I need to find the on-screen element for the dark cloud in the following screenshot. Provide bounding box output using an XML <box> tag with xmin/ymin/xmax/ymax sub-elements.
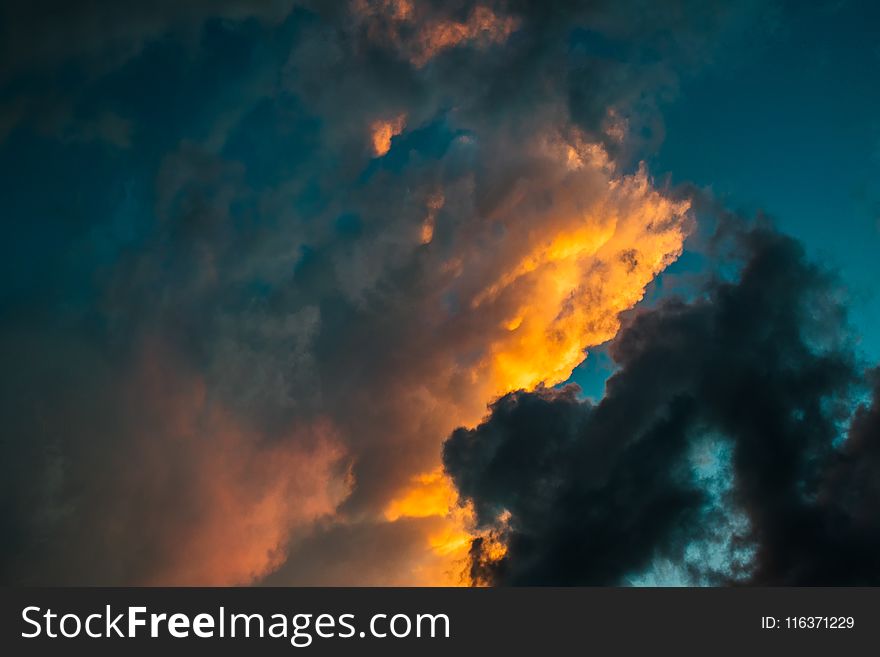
<box><xmin>445</xmin><ymin>222</ymin><xmax>880</xmax><ymax>585</ymax></box>
<box><xmin>0</xmin><ymin>0</ymin><xmax>295</xmax><ymax>79</ymax></box>
<box><xmin>0</xmin><ymin>0</ymin><xmax>298</xmax><ymax>145</ymax></box>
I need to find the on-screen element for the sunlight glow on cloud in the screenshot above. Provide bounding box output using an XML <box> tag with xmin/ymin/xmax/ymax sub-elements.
<box><xmin>381</xmin><ymin>133</ymin><xmax>690</xmax><ymax>583</ymax></box>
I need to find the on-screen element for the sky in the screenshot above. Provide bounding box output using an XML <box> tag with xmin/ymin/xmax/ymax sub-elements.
<box><xmin>654</xmin><ymin>0</ymin><xmax>880</xmax><ymax>358</ymax></box>
<box><xmin>1</xmin><ymin>0</ymin><xmax>879</xmax><ymax>586</ymax></box>
<box><xmin>569</xmin><ymin>0</ymin><xmax>880</xmax><ymax>399</ymax></box>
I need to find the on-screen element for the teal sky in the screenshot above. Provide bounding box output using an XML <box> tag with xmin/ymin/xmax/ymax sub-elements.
<box><xmin>571</xmin><ymin>0</ymin><xmax>879</xmax><ymax>400</ymax></box>
<box><xmin>653</xmin><ymin>0</ymin><xmax>880</xmax><ymax>360</ymax></box>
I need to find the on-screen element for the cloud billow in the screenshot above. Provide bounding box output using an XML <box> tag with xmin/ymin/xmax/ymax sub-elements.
<box><xmin>0</xmin><ymin>0</ymin><xmax>800</xmax><ymax>585</ymax></box>
<box><xmin>445</xmin><ymin>223</ymin><xmax>880</xmax><ymax>585</ymax></box>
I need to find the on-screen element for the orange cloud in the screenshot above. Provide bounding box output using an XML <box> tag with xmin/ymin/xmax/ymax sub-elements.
<box><xmin>351</xmin><ymin>1</ymin><xmax>519</xmax><ymax>67</ymax></box>
<box><xmin>381</xmin><ymin>469</ymin><xmax>508</xmax><ymax>585</ymax></box>
<box><xmin>370</xmin><ymin>113</ymin><xmax>407</xmax><ymax>157</ymax></box>
<box><xmin>384</xmin><ymin>467</ymin><xmax>456</xmax><ymax>521</ymax></box>
<box><xmin>381</xmin><ymin>133</ymin><xmax>691</xmax><ymax>584</ymax></box>
<box><xmin>420</xmin><ymin>192</ymin><xmax>444</xmax><ymax>244</ymax></box>
<box><xmin>411</xmin><ymin>6</ymin><xmax>519</xmax><ymax>67</ymax></box>
<box><xmin>122</xmin><ymin>349</ymin><xmax>351</xmax><ymax>586</ymax></box>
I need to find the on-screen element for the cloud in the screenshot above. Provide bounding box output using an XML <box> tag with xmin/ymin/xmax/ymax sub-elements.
<box><xmin>0</xmin><ymin>0</ymin><xmax>295</xmax><ymax>81</ymax></box>
<box><xmin>370</xmin><ymin>113</ymin><xmax>407</xmax><ymax>157</ymax></box>
<box><xmin>0</xmin><ymin>0</ymin><xmax>298</xmax><ymax>145</ymax></box>
<box><xmin>0</xmin><ymin>337</ymin><xmax>349</xmax><ymax>585</ymax></box>
<box><xmin>444</xmin><ymin>220</ymin><xmax>880</xmax><ymax>585</ymax></box>
<box><xmin>1</xmin><ymin>1</ymin><xmax>779</xmax><ymax>585</ymax></box>
<box><xmin>351</xmin><ymin>1</ymin><xmax>520</xmax><ymax>68</ymax></box>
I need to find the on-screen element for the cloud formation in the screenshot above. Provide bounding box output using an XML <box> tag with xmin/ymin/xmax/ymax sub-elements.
<box><xmin>1</xmin><ymin>0</ymin><xmax>780</xmax><ymax>585</ymax></box>
<box><xmin>445</xmin><ymin>221</ymin><xmax>880</xmax><ymax>585</ymax></box>
<box><xmin>0</xmin><ymin>337</ymin><xmax>349</xmax><ymax>585</ymax></box>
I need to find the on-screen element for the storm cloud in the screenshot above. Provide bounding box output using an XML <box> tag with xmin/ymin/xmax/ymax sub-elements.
<box><xmin>3</xmin><ymin>0</ymin><xmax>839</xmax><ymax>587</ymax></box>
<box><xmin>445</xmin><ymin>222</ymin><xmax>880</xmax><ymax>585</ymax></box>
